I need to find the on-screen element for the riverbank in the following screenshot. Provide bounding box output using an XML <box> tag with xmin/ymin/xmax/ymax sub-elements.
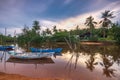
<box><xmin>0</xmin><ymin>72</ymin><xmax>64</xmax><ymax>80</ymax></box>
<box><xmin>56</xmin><ymin>41</ymin><xmax>115</xmax><ymax>46</ymax></box>
<box><xmin>80</xmin><ymin>41</ymin><xmax>115</xmax><ymax>46</ymax></box>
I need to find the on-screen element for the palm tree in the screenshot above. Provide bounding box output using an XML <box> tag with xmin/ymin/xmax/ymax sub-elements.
<box><xmin>32</xmin><ymin>20</ymin><xmax>41</xmax><ymax>34</ymax></box>
<box><xmin>41</xmin><ymin>30</ymin><xmax>46</xmax><ymax>37</ymax></box>
<box><xmin>53</xmin><ymin>25</ymin><xmax>58</xmax><ymax>33</ymax></box>
<box><xmin>75</xmin><ymin>25</ymin><xmax>80</xmax><ymax>35</ymax></box>
<box><xmin>22</xmin><ymin>25</ymin><xmax>29</xmax><ymax>35</ymax></box>
<box><xmin>45</xmin><ymin>28</ymin><xmax>52</xmax><ymax>35</ymax></box>
<box><xmin>100</xmin><ymin>10</ymin><xmax>115</xmax><ymax>38</ymax></box>
<box><xmin>85</xmin><ymin>16</ymin><xmax>97</xmax><ymax>38</ymax></box>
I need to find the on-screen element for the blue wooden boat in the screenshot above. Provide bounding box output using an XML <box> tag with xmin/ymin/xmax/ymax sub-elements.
<box><xmin>30</xmin><ymin>47</ymin><xmax>62</xmax><ymax>53</ymax></box>
<box><xmin>0</xmin><ymin>45</ymin><xmax>14</xmax><ymax>51</ymax></box>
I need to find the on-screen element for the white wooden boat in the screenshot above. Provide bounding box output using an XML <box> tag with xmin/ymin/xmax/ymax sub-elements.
<box><xmin>7</xmin><ymin>51</ymin><xmax>54</xmax><ymax>59</ymax></box>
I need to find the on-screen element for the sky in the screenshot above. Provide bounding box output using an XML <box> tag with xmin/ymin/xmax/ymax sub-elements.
<box><xmin>0</xmin><ymin>0</ymin><xmax>120</xmax><ymax>36</ymax></box>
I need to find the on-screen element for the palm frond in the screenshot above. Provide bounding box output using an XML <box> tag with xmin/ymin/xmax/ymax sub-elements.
<box><xmin>93</xmin><ymin>22</ymin><xmax>97</xmax><ymax>24</ymax></box>
<box><xmin>99</xmin><ymin>20</ymin><xmax>103</xmax><ymax>24</ymax></box>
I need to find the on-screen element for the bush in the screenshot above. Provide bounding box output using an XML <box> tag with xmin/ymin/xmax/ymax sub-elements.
<box><xmin>89</xmin><ymin>35</ymin><xmax>98</xmax><ymax>41</ymax></box>
<box><xmin>112</xmin><ymin>25</ymin><xmax>120</xmax><ymax>44</ymax></box>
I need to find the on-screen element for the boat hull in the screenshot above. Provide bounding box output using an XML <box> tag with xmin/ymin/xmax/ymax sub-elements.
<box><xmin>0</xmin><ymin>46</ymin><xmax>14</xmax><ymax>51</ymax></box>
<box><xmin>8</xmin><ymin>51</ymin><xmax>54</xmax><ymax>59</ymax></box>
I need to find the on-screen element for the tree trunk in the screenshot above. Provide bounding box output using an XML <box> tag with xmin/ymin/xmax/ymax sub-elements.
<box><xmin>103</xmin><ymin>29</ymin><xmax>106</xmax><ymax>38</ymax></box>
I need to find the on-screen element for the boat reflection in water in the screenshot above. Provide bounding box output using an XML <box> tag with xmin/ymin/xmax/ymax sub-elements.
<box><xmin>7</xmin><ymin>58</ymin><xmax>54</xmax><ymax>64</ymax></box>
<box><xmin>0</xmin><ymin>43</ymin><xmax>120</xmax><ymax>80</ymax></box>
<box><xmin>7</xmin><ymin>58</ymin><xmax>54</xmax><ymax>69</ymax></box>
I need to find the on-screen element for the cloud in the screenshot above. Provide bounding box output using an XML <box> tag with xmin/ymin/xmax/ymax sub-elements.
<box><xmin>0</xmin><ymin>0</ymin><xmax>54</xmax><ymax>28</ymax></box>
<box><xmin>40</xmin><ymin>19</ymin><xmax>58</xmax><ymax>30</ymax></box>
<box><xmin>0</xmin><ymin>0</ymin><xmax>27</xmax><ymax>27</ymax></box>
<box><xmin>37</xmin><ymin>1</ymin><xmax>120</xmax><ymax>32</ymax></box>
<box><xmin>40</xmin><ymin>20</ymin><xmax>57</xmax><ymax>27</ymax></box>
<box><xmin>53</xmin><ymin>11</ymin><xmax>101</xmax><ymax>30</ymax></box>
<box><xmin>0</xmin><ymin>27</ymin><xmax>22</xmax><ymax>36</ymax></box>
<box><xmin>0</xmin><ymin>0</ymin><xmax>54</xmax><ymax>35</ymax></box>
<box><xmin>7</xmin><ymin>27</ymin><xmax>22</xmax><ymax>36</ymax></box>
<box><xmin>64</xmin><ymin>0</ymin><xmax>73</xmax><ymax>5</ymax></box>
<box><xmin>56</xmin><ymin>1</ymin><xmax>120</xmax><ymax>30</ymax></box>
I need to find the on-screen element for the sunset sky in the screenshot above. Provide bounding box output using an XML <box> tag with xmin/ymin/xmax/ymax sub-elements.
<box><xmin>0</xmin><ymin>0</ymin><xmax>120</xmax><ymax>35</ymax></box>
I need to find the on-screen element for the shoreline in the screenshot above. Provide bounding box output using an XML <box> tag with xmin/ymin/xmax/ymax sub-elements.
<box><xmin>0</xmin><ymin>72</ymin><xmax>64</xmax><ymax>80</ymax></box>
<box><xmin>80</xmin><ymin>41</ymin><xmax>115</xmax><ymax>46</ymax></box>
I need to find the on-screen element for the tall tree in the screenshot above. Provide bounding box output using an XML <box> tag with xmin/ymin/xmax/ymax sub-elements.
<box><xmin>45</xmin><ymin>28</ymin><xmax>52</xmax><ymax>35</ymax></box>
<box><xmin>22</xmin><ymin>25</ymin><xmax>29</xmax><ymax>34</ymax></box>
<box><xmin>41</xmin><ymin>30</ymin><xmax>46</xmax><ymax>36</ymax></box>
<box><xmin>53</xmin><ymin>25</ymin><xmax>58</xmax><ymax>33</ymax></box>
<box><xmin>100</xmin><ymin>10</ymin><xmax>115</xmax><ymax>38</ymax></box>
<box><xmin>32</xmin><ymin>20</ymin><xmax>40</xmax><ymax>34</ymax></box>
<box><xmin>75</xmin><ymin>25</ymin><xmax>80</xmax><ymax>35</ymax></box>
<box><xmin>85</xmin><ymin>16</ymin><xmax>97</xmax><ymax>37</ymax></box>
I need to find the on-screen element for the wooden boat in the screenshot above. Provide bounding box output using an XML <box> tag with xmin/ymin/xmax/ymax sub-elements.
<box><xmin>30</xmin><ymin>47</ymin><xmax>62</xmax><ymax>53</ymax></box>
<box><xmin>0</xmin><ymin>45</ymin><xmax>14</xmax><ymax>51</ymax></box>
<box><xmin>7</xmin><ymin>51</ymin><xmax>54</xmax><ymax>59</ymax></box>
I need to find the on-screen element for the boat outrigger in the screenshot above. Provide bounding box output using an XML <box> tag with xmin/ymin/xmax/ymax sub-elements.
<box><xmin>30</xmin><ymin>47</ymin><xmax>62</xmax><ymax>53</ymax></box>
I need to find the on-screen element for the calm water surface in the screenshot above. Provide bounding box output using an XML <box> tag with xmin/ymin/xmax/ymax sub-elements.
<box><xmin>0</xmin><ymin>44</ymin><xmax>120</xmax><ymax>80</ymax></box>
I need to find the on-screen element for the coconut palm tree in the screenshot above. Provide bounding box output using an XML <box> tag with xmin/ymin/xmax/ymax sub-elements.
<box><xmin>32</xmin><ymin>20</ymin><xmax>41</xmax><ymax>34</ymax></box>
<box><xmin>45</xmin><ymin>28</ymin><xmax>52</xmax><ymax>35</ymax></box>
<box><xmin>100</xmin><ymin>10</ymin><xmax>115</xmax><ymax>38</ymax></box>
<box><xmin>85</xmin><ymin>16</ymin><xmax>97</xmax><ymax>38</ymax></box>
<box><xmin>41</xmin><ymin>30</ymin><xmax>46</xmax><ymax>37</ymax></box>
<box><xmin>75</xmin><ymin>25</ymin><xmax>80</xmax><ymax>35</ymax></box>
<box><xmin>53</xmin><ymin>25</ymin><xmax>58</xmax><ymax>33</ymax></box>
<box><xmin>22</xmin><ymin>25</ymin><xmax>29</xmax><ymax>34</ymax></box>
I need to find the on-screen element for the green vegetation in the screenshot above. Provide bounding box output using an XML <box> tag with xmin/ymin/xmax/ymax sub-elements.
<box><xmin>17</xmin><ymin>22</ymin><xmax>120</xmax><ymax>46</ymax></box>
<box><xmin>109</xmin><ymin>23</ymin><xmax>120</xmax><ymax>44</ymax></box>
<box><xmin>17</xmin><ymin>22</ymin><xmax>79</xmax><ymax>47</ymax></box>
<box><xmin>0</xmin><ymin>33</ymin><xmax>15</xmax><ymax>45</ymax></box>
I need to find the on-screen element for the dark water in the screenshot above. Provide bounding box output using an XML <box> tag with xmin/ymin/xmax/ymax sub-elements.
<box><xmin>0</xmin><ymin>43</ymin><xmax>120</xmax><ymax>80</ymax></box>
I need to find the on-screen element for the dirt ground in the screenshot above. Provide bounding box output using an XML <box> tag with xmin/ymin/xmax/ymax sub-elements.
<box><xmin>80</xmin><ymin>41</ymin><xmax>114</xmax><ymax>45</ymax></box>
<box><xmin>0</xmin><ymin>72</ymin><xmax>65</xmax><ymax>80</ymax></box>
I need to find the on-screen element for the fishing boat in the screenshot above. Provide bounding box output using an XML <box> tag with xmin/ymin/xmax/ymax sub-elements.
<box><xmin>0</xmin><ymin>45</ymin><xmax>14</xmax><ymax>51</ymax></box>
<box><xmin>7</xmin><ymin>51</ymin><xmax>54</xmax><ymax>59</ymax></box>
<box><xmin>30</xmin><ymin>47</ymin><xmax>62</xmax><ymax>53</ymax></box>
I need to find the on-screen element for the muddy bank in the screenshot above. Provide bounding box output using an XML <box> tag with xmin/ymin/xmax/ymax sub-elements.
<box><xmin>0</xmin><ymin>72</ymin><xmax>65</xmax><ymax>80</ymax></box>
<box><xmin>80</xmin><ymin>41</ymin><xmax>115</xmax><ymax>46</ymax></box>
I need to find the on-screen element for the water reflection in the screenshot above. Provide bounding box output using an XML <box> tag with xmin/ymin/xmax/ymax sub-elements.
<box><xmin>85</xmin><ymin>54</ymin><xmax>98</xmax><ymax>72</ymax></box>
<box><xmin>63</xmin><ymin>43</ymin><xmax>120</xmax><ymax>78</ymax></box>
<box><xmin>101</xmin><ymin>55</ymin><xmax>116</xmax><ymax>77</ymax></box>
<box><xmin>0</xmin><ymin>52</ymin><xmax>3</xmax><ymax>61</ymax></box>
<box><xmin>0</xmin><ymin>51</ymin><xmax>7</xmax><ymax>62</ymax></box>
<box><xmin>0</xmin><ymin>43</ymin><xmax>120</xmax><ymax>80</ymax></box>
<box><xmin>7</xmin><ymin>58</ymin><xmax>54</xmax><ymax>69</ymax></box>
<box><xmin>7</xmin><ymin>58</ymin><xmax>54</xmax><ymax>64</ymax></box>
